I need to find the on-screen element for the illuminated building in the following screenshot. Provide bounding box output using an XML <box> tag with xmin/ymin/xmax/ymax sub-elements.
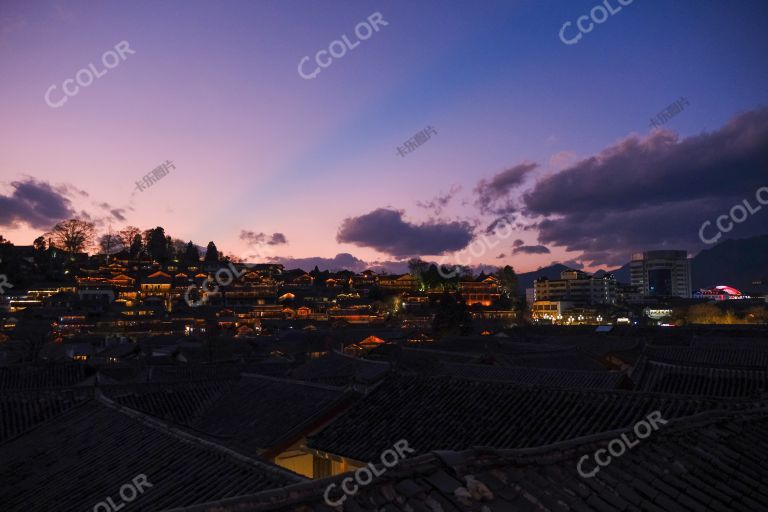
<box><xmin>694</xmin><ymin>285</ymin><xmax>749</xmax><ymax>301</ymax></box>
<box><xmin>630</xmin><ymin>250</ymin><xmax>691</xmax><ymax>298</ymax></box>
<box><xmin>534</xmin><ymin>269</ymin><xmax>617</xmax><ymax>305</ymax></box>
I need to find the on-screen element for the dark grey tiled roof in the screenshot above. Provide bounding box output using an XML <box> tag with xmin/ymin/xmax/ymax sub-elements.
<box><xmin>105</xmin><ymin>380</ymin><xmax>235</xmax><ymax>424</ymax></box>
<box><xmin>0</xmin><ymin>395</ymin><xmax>303</xmax><ymax>512</ymax></box>
<box><xmin>643</xmin><ymin>345</ymin><xmax>768</xmax><ymax>369</ymax></box>
<box><xmin>108</xmin><ymin>374</ymin><xmax>353</xmax><ymax>456</ymax></box>
<box><xmin>429</xmin><ymin>362</ymin><xmax>627</xmax><ymax>389</ymax></box>
<box><xmin>0</xmin><ymin>363</ymin><xmax>91</xmax><ymax>390</ymax></box>
<box><xmin>307</xmin><ymin>375</ymin><xmax>758</xmax><ymax>462</ymax></box>
<box><xmin>490</xmin><ymin>349</ymin><xmax>605</xmax><ymax>370</ymax></box>
<box><xmin>290</xmin><ymin>350</ymin><xmax>391</xmax><ymax>386</ymax></box>
<box><xmin>631</xmin><ymin>357</ymin><xmax>768</xmax><ymax>398</ymax></box>
<box><xmin>0</xmin><ymin>388</ymin><xmax>93</xmax><ymax>443</ymax></box>
<box><xmin>165</xmin><ymin>408</ymin><xmax>768</xmax><ymax>512</ymax></box>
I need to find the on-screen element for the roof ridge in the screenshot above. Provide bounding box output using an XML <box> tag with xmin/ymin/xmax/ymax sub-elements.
<box><xmin>95</xmin><ymin>391</ymin><xmax>306</xmax><ymax>484</ymax></box>
<box><xmin>330</xmin><ymin>349</ymin><xmax>392</xmax><ymax>366</ymax></box>
<box><xmin>0</xmin><ymin>394</ymin><xmax>95</xmax><ymax>447</ymax></box>
<box><xmin>240</xmin><ymin>372</ymin><xmax>349</xmax><ymax>391</ymax></box>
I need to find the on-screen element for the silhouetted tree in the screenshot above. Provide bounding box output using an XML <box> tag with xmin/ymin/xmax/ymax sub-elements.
<box><xmin>118</xmin><ymin>226</ymin><xmax>142</xmax><ymax>249</ymax></box>
<box><xmin>432</xmin><ymin>292</ymin><xmax>472</xmax><ymax>336</ymax></box>
<box><xmin>184</xmin><ymin>241</ymin><xmax>200</xmax><ymax>262</ymax></box>
<box><xmin>497</xmin><ymin>265</ymin><xmax>518</xmax><ymax>298</ymax></box>
<box><xmin>47</xmin><ymin>219</ymin><xmax>96</xmax><ymax>254</ymax></box>
<box><xmin>147</xmin><ymin>227</ymin><xmax>168</xmax><ymax>260</ymax></box>
<box><xmin>129</xmin><ymin>234</ymin><xmax>143</xmax><ymax>257</ymax></box>
<box><xmin>204</xmin><ymin>241</ymin><xmax>219</xmax><ymax>263</ymax></box>
<box><xmin>98</xmin><ymin>229</ymin><xmax>125</xmax><ymax>256</ymax></box>
<box><xmin>33</xmin><ymin>236</ymin><xmax>46</xmax><ymax>252</ymax></box>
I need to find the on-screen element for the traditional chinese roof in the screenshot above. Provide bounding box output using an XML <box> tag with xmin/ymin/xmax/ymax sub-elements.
<box><xmin>0</xmin><ymin>388</ymin><xmax>93</xmax><ymax>443</ymax></box>
<box><xmin>106</xmin><ymin>374</ymin><xmax>353</xmax><ymax>457</ymax></box>
<box><xmin>642</xmin><ymin>345</ymin><xmax>768</xmax><ymax>369</ymax></box>
<box><xmin>428</xmin><ymin>362</ymin><xmax>628</xmax><ymax>389</ymax></box>
<box><xmin>306</xmin><ymin>374</ymin><xmax>759</xmax><ymax>463</ymax></box>
<box><xmin>166</xmin><ymin>408</ymin><xmax>768</xmax><ymax>512</ymax></box>
<box><xmin>290</xmin><ymin>350</ymin><xmax>391</xmax><ymax>386</ymax></box>
<box><xmin>0</xmin><ymin>363</ymin><xmax>91</xmax><ymax>390</ymax></box>
<box><xmin>0</xmin><ymin>394</ymin><xmax>303</xmax><ymax>512</ymax></box>
<box><xmin>631</xmin><ymin>357</ymin><xmax>768</xmax><ymax>398</ymax></box>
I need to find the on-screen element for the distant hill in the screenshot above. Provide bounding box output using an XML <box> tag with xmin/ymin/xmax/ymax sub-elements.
<box><xmin>517</xmin><ymin>264</ymin><xmax>571</xmax><ymax>291</ymax></box>
<box><xmin>519</xmin><ymin>235</ymin><xmax>767</xmax><ymax>293</ymax></box>
<box><xmin>690</xmin><ymin>235</ymin><xmax>768</xmax><ymax>291</ymax></box>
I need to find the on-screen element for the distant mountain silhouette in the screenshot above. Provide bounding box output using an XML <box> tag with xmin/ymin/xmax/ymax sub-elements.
<box><xmin>518</xmin><ymin>235</ymin><xmax>767</xmax><ymax>293</ymax></box>
<box><xmin>690</xmin><ymin>235</ymin><xmax>768</xmax><ymax>291</ymax></box>
<box><xmin>517</xmin><ymin>264</ymin><xmax>572</xmax><ymax>291</ymax></box>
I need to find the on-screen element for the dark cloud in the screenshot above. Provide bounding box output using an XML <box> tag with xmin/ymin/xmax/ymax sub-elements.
<box><xmin>513</xmin><ymin>239</ymin><xmax>524</xmax><ymax>247</ymax></box>
<box><xmin>110</xmin><ymin>209</ymin><xmax>127</xmax><ymax>222</ymax></box>
<box><xmin>522</xmin><ymin>107</ymin><xmax>768</xmax><ymax>265</ymax></box>
<box><xmin>484</xmin><ymin>215</ymin><xmax>515</xmax><ymax>235</ymax></box>
<box><xmin>416</xmin><ymin>185</ymin><xmax>462</xmax><ymax>216</ymax></box>
<box><xmin>0</xmin><ymin>178</ymin><xmax>76</xmax><ymax>229</ymax></box>
<box><xmin>337</xmin><ymin>208</ymin><xmax>474</xmax><ymax>257</ymax></box>
<box><xmin>475</xmin><ymin>162</ymin><xmax>537</xmax><ymax>215</ymax></box>
<box><xmin>240</xmin><ymin>230</ymin><xmax>288</xmax><ymax>246</ymax></box>
<box><xmin>266</xmin><ymin>253</ymin><xmax>370</xmax><ymax>272</ymax></box>
<box><xmin>512</xmin><ymin>244</ymin><xmax>550</xmax><ymax>255</ymax></box>
<box><xmin>496</xmin><ymin>253</ymin><xmax>506</xmax><ymax>259</ymax></box>
<box><xmin>556</xmin><ymin>259</ymin><xmax>585</xmax><ymax>270</ymax></box>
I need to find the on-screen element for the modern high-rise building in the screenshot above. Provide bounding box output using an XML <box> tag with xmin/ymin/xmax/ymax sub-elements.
<box><xmin>534</xmin><ymin>269</ymin><xmax>617</xmax><ymax>305</ymax></box>
<box><xmin>630</xmin><ymin>250</ymin><xmax>691</xmax><ymax>298</ymax></box>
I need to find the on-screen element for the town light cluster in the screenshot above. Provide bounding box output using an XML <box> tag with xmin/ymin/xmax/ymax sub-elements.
<box><xmin>92</xmin><ymin>474</ymin><xmax>153</xmax><ymax>512</ymax></box>
<box><xmin>298</xmin><ymin>12</ymin><xmax>388</xmax><ymax>80</ymax></box>
<box><xmin>577</xmin><ymin>411</ymin><xmax>667</xmax><ymax>478</ymax></box>
<box><xmin>437</xmin><ymin>219</ymin><xmax>515</xmax><ymax>279</ymax></box>
<box><xmin>699</xmin><ymin>185</ymin><xmax>768</xmax><ymax>244</ymax></box>
<box><xmin>184</xmin><ymin>261</ymin><xmax>256</xmax><ymax>307</ymax></box>
<box><xmin>45</xmin><ymin>41</ymin><xmax>135</xmax><ymax>109</ymax></box>
<box><xmin>323</xmin><ymin>439</ymin><xmax>414</xmax><ymax>507</ymax></box>
<box><xmin>559</xmin><ymin>0</ymin><xmax>635</xmax><ymax>46</ymax></box>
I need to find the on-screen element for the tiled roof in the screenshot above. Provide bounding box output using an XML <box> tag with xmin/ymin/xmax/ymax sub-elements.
<box><xmin>489</xmin><ymin>349</ymin><xmax>605</xmax><ymax>371</ymax></box>
<box><xmin>307</xmin><ymin>374</ymin><xmax>758</xmax><ymax>462</ymax></box>
<box><xmin>0</xmin><ymin>388</ymin><xmax>93</xmax><ymax>443</ymax></box>
<box><xmin>0</xmin><ymin>395</ymin><xmax>303</xmax><ymax>512</ymax></box>
<box><xmin>290</xmin><ymin>350</ymin><xmax>391</xmax><ymax>386</ymax></box>
<box><xmin>105</xmin><ymin>380</ymin><xmax>235</xmax><ymax>423</ymax></box>
<box><xmin>0</xmin><ymin>364</ymin><xmax>91</xmax><ymax>390</ymax></box>
<box><xmin>165</xmin><ymin>408</ymin><xmax>768</xmax><ymax>512</ymax></box>
<box><xmin>429</xmin><ymin>362</ymin><xmax>627</xmax><ymax>389</ymax></box>
<box><xmin>643</xmin><ymin>345</ymin><xmax>768</xmax><ymax>368</ymax></box>
<box><xmin>108</xmin><ymin>374</ymin><xmax>353</xmax><ymax>456</ymax></box>
<box><xmin>631</xmin><ymin>357</ymin><xmax>768</xmax><ymax>398</ymax></box>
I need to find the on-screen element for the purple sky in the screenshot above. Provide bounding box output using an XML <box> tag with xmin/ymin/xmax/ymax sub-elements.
<box><xmin>1</xmin><ymin>0</ymin><xmax>767</xmax><ymax>273</ymax></box>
